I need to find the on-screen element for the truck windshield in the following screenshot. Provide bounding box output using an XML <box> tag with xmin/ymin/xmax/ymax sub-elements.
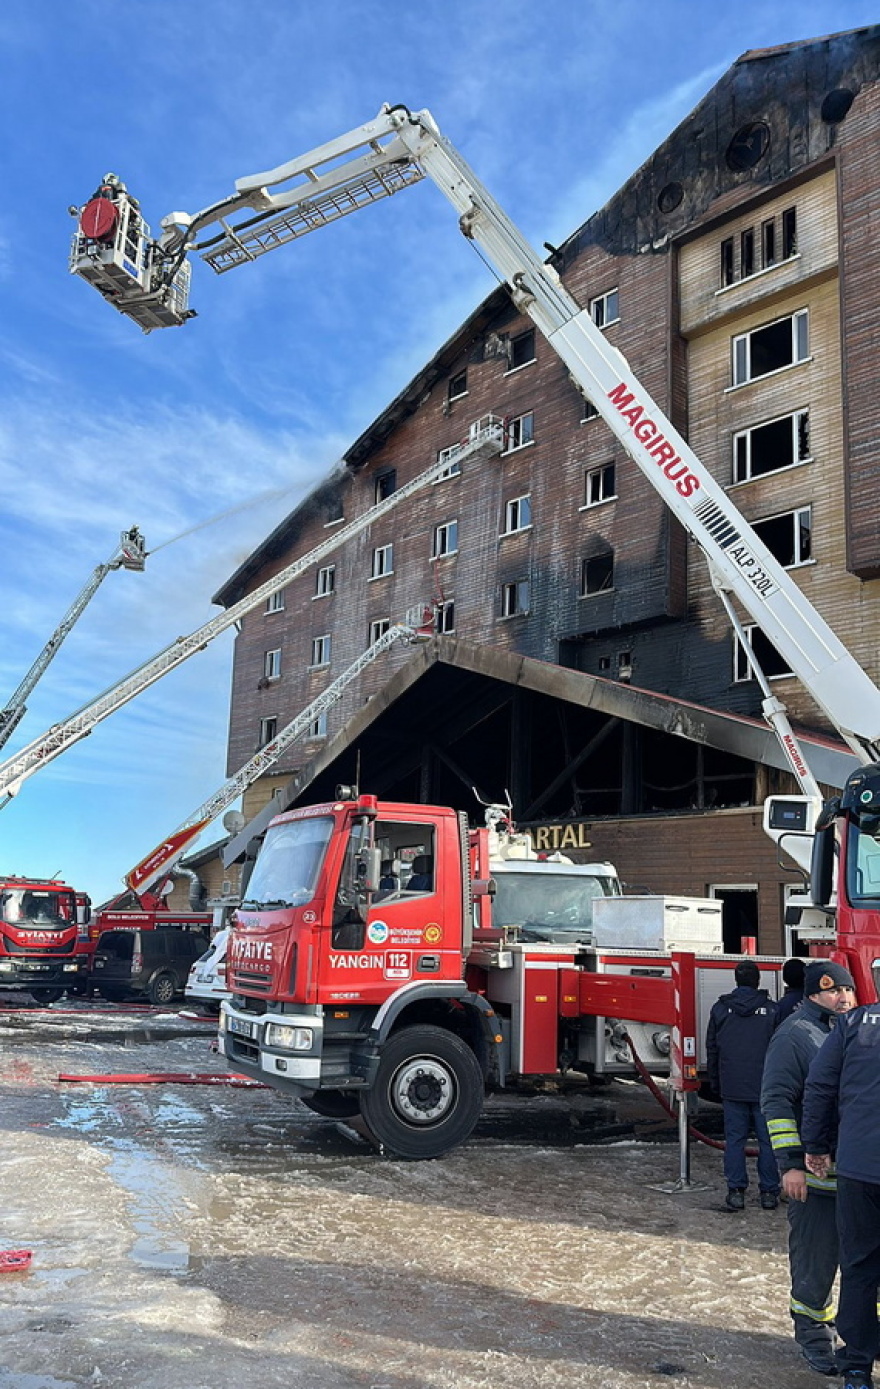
<box><xmin>492</xmin><ymin>872</ymin><xmax>614</xmax><ymax>943</ymax></box>
<box><xmin>0</xmin><ymin>889</ymin><xmax>75</xmax><ymax>927</ymax></box>
<box><xmin>243</xmin><ymin>816</ymin><xmax>334</xmax><ymax>909</ymax></box>
<box><xmin>846</xmin><ymin>815</ymin><xmax>880</xmax><ymax>908</ymax></box>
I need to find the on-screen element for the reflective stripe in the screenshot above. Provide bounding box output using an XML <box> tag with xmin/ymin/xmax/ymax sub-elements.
<box><xmin>806</xmin><ymin>1175</ymin><xmax>837</xmax><ymax>1192</ymax></box>
<box><xmin>771</xmin><ymin>1134</ymin><xmax>801</xmax><ymax>1151</ymax></box>
<box><xmin>791</xmin><ymin>1298</ymin><xmax>835</xmax><ymax>1323</ymax></box>
<box><xmin>767</xmin><ymin>1118</ymin><xmax>799</xmax><ymax>1134</ymax></box>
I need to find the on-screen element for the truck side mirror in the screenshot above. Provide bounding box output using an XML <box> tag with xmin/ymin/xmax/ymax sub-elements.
<box><xmin>810</xmin><ymin>822</ymin><xmax>835</xmax><ymax>907</ymax></box>
<box><xmin>355</xmin><ymin>847</ymin><xmax>383</xmax><ymax>897</ymax></box>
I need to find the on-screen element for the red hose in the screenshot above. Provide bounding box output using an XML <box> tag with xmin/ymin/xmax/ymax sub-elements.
<box><xmin>623</xmin><ymin>1033</ymin><xmax>758</xmax><ymax>1155</ymax></box>
<box><xmin>57</xmin><ymin>1072</ymin><xmax>265</xmax><ymax>1087</ymax></box>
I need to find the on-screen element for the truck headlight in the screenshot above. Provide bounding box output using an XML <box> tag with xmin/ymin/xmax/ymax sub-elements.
<box><xmin>0</xmin><ymin>962</ymin><xmax>14</xmax><ymax>973</ymax></box>
<box><xmin>265</xmin><ymin>1023</ymin><xmax>314</xmax><ymax>1051</ymax></box>
<box><xmin>218</xmin><ymin>1010</ymin><xmax>227</xmax><ymax>1033</ymax></box>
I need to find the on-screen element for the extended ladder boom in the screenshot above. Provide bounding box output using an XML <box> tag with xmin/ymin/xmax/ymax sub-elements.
<box><xmin>0</xmin><ymin>425</ymin><xmax>501</xmax><ymax>800</ymax></box>
<box><xmin>70</xmin><ymin>105</ymin><xmax>880</xmax><ymax>768</ymax></box>
<box><xmin>124</xmin><ymin>617</ymin><xmax>432</xmax><ymax>899</ymax></box>
<box><xmin>0</xmin><ymin>528</ymin><xmax>146</xmax><ymax>753</ymax></box>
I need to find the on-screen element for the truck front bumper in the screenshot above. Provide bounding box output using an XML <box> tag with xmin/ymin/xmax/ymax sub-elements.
<box><xmin>219</xmin><ymin>1002</ymin><xmax>324</xmax><ymax>1092</ymax></box>
<box><xmin>0</xmin><ymin>958</ymin><xmax>87</xmax><ymax>988</ymax></box>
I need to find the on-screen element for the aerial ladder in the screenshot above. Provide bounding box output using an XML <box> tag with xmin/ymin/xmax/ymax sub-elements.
<box><xmin>122</xmin><ymin>614</ymin><xmax>434</xmax><ymax>908</ymax></box>
<box><xmin>0</xmin><ymin>420</ymin><xmax>502</xmax><ymax>802</ymax></box>
<box><xmin>0</xmin><ymin>527</ymin><xmax>146</xmax><ymax>758</ymax></box>
<box><xmin>66</xmin><ymin>106</ymin><xmax>880</xmax><ymax>846</ymax></box>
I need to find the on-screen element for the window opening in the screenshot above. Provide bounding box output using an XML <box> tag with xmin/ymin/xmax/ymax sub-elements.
<box><xmin>581</xmin><ymin>553</ymin><xmax>614</xmax><ymax>596</ymax></box>
<box><xmin>583</xmin><ymin>462</ymin><xmax>616</xmax><ymax>507</ymax></box>
<box><xmin>310</xmin><ymin>634</ymin><xmax>331</xmax><ymax>667</ymax></box>
<box><xmin>374</xmin><ymin>470</ymin><xmax>396</xmax><ymax>504</ymax></box>
<box><xmin>448</xmin><ymin>369</ymin><xmax>467</xmax><ymax>401</ymax></box>
<box><xmin>266</xmin><ymin>590</ymin><xmax>284</xmax><ymax>613</ymax></box>
<box><xmin>740</xmin><ymin>228</ymin><xmax>755</xmax><ymax>280</ymax></box>
<box><xmin>506</xmin><ymin>411</ymin><xmax>535</xmax><ymax>451</ymax></box>
<box><xmin>501</xmin><ymin>579</ymin><xmax>530</xmax><ymax>617</ymax></box>
<box><xmin>762</xmin><ymin>219</ymin><xmax>776</xmax><ymax>268</ymax></box>
<box><xmin>734</xmin><ymin>625</ymin><xmax>793</xmax><ymax>682</ymax></box>
<box><xmin>502</xmin><ymin>495</ymin><xmax>532</xmax><ymax>534</ymax></box>
<box><xmin>782</xmin><ymin>207</ymin><xmax>797</xmax><ymax>259</ymax></box>
<box><xmin>315</xmin><ymin>565</ymin><xmax>336</xmax><ymax>597</ymax></box>
<box><xmin>371</xmin><ymin>544</ymin><xmax>393</xmax><ymax>579</ymax></box>
<box><xmin>432</xmin><ymin>519</ymin><xmax>458</xmax><ymax>559</ymax></box>
<box><xmin>732</xmin><ymin>309</ymin><xmax>809</xmax><ymax>386</ymax></box>
<box><xmin>752</xmin><ymin>506</ymin><xmax>812</xmax><ymax>568</ymax></box>
<box><xmin>368</xmin><ymin>617</ymin><xmax>390</xmax><ymax>645</ymax></box>
<box><xmin>264</xmin><ymin>649</ymin><xmax>281</xmax><ymax>681</ymax></box>
<box><xmin>509</xmin><ymin>329</ymin><xmax>536</xmax><ymax>370</ymax></box>
<box><xmin>590</xmin><ymin>288</ymin><xmax>619</xmax><ymax>328</ymax></box>
<box><xmin>733</xmin><ymin>409</ymin><xmax>810</xmax><ymax>482</ymax></box>
<box><xmin>435</xmin><ymin>599</ymin><xmax>455</xmax><ymax>634</ymax></box>
<box><xmin>259</xmin><ymin>717</ymin><xmax>278</xmax><ymax>747</ymax></box>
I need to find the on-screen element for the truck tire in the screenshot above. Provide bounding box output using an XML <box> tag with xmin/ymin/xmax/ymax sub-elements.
<box><xmin>358</xmin><ymin>1024</ymin><xmax>484</xmax><ymax>1160</ymax></box>
<box><xmin>147</xmin><ymin>971</ymin><xmax>177</xmax><ymax>1005</ymax></box>
<box><xmin>29</xmin><ymin>988</ymin><xmax>65</xmax><ymax>1004</ymax></box>
<box><xmin>300</xmin><ymin>1090</ymin><xmax>361</xmax><ymax>1119</ymax></box>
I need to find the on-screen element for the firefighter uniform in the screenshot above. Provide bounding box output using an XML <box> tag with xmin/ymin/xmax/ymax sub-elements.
<box><xmin>761</xmin><ymin>995</ymin><xmax>841</xmax><ymax>1373</ymax></box>
<box><xmin>803</xmin><ymin>1002</ymin><xmax>880</xmax><ymax>1386</ymax></box>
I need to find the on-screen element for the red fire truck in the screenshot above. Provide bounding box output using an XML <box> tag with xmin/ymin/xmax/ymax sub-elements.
<box><xmin>218</xmin><ymin>789</ymin><xmax>782</xmax><ymax>1158</ymax></box>
<box><xmin>0</xmin><ymin>875</ymin><xmax>92</xmax><ymax>1002</ymax></box>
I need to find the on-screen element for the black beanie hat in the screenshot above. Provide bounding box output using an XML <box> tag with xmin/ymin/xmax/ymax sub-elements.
<box><xmin>804</xmin><ymin>960</ymin><xmax>855</xmax><ymax>996</ymax></box>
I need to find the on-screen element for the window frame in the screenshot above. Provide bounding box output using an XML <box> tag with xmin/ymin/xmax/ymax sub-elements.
<box><xmin>731</xmin><ymin>308</ymin><xmax>809</xmax><ymax>388</ymax></box>
<box><xmin>306</xmin><ymin>712</ymin><xmax>328</xmax><ymax>740</ymax></box>
<box><xmin>501</xmin><ymin>494</ymin><xmax>532</xmax><ymax>536</ymax></box>
<box><xmin>581</xmin><ymin>462</ymin><xmax>617</xmax><ymax>510</ymax></box>
<box><xmin>580</xmin><ymin>552</ymin><xmax>615</xmax><ymax>598</ymax></box>
<box><xmin>431</xmin><ymin>518</ymin><xmax>459</xmax><ymax>560</ymax></box>
<box><xmin>733</xmin><ymin>625</ymin><xmax>794</xmax><ymax>683</ymax></box>
<box><xmin>374</xmin><ymin>469</ymin><xmax>397</xmax><ymax>504</ymax></box>
<box><xmin>505</xmin><ymin>410</ymin><xmax>535</xmax><ymax>453</ymax></box>
<box><xmin>265</xmin><ymin>590</ymin><xmax>285</xmax><ymax>614</ymax></box>
<box><xmin>263</xmin><ymin>648</ymin><xmax>282</xmax><ymax>682</ymax></box>
<box><xmin>751</xmin><ymin>504</ymin><xmax>813</xmax><ymax>570</ymax></box>
<box><xmin>258</xmin><ymin>716</ymin><xmax>278</xmax><ymax>748</ymax></box>
<box><xmin>590</xmin><ymin>287</ymin><xmax>620</xmax><ymax>329</ymax></box>
<box><xmin>447</xmin><ymin>369</ymin><xmax>468</xmax><ymax>402</ymax></box>
<box><xmin>506</xmin><ymin>328</ymin><xmax>536</xmax><ymax>373</ymax></box>
<box><xmin>368</xmin><ymin>617</ymin><xmax>391</xmax><ymax>646</ymax></box>
<box><xmin>732</xmin><ymin>408</ymin><xmax>810</xmax><ymax>484</ymax></box>
<box><xmin>370</xmin><ymin>543</ymin><xmax>394</xmax><ymax>579</ymax></box>
<box><xmin>433</xmin><ymin>445</ymin><xmax>462</xmax><ymax>483</ymax></box>
<box><xmin>310</xmin><ymin>634</ymin><xmax>331</xmax><ymax>668</ymax></box>
<box><xmin>435</xmin><ymin>599</ymin><xmax>455</xmax><ymax>634</ymax></box>
<box><xmin>315</xmin><ymin>564</ymin><xmax>336</xmax><ymax>598</ymax></box>
<box><xmin>500</xmin><ymin>578</ymin><xmax>530</xmax><ymax>618</ymax></box>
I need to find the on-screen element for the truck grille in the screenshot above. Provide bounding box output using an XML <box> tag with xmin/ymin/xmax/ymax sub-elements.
<box><xmin>229</xmin><ymin>969</ymin><xmax>272</xmax><ymax>993</ymax></box>
<box><xmin>3</xmin><ymin>936</ymin><xmax>75</xmax><ymax>956</ymax></box>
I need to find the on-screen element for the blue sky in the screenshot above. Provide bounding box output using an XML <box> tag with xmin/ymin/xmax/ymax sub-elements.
<box><xmin>0</xmin><ymin>0</ymin><xmax>875</xmax><ymax>906</ymax></box>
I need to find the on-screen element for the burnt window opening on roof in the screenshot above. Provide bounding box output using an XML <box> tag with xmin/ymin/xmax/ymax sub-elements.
<box><xmin>720</xmin><ymin>208</ymin><xmax>796</xmax><ymax>288</ymax></box>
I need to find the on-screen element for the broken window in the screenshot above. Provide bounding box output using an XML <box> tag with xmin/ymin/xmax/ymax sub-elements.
<box><xmin>762</xmin><ymin>219</ymin><xmax>776</xmax><ymax>268</ymax></box>
<box><xmin>740</xmin><ymin>228</ymin><xmax>755</xmax><ymax>279</ymax></box>
<box><xmin>732</xmin><ymin>309</ymin><xmax>809</xmax><ymax>386</ymax></box>
<box><xmin>448</xmin><ymin>369</ymin><xmax>467</xmax><ymax>401</ymax></box>
<box><xmin>306</xmin><ymin>713</ymin><xmax>327</xmax><ymax>739</ymax></box>
<box><xmin>583</xmin><ymin>462</ymin><xmax>616</xmax><ymax>508</ymax></box>
<box><xmin>258</xmin><ymin>716</ymin><xmax>278</xmax><ymax>748</ymax></box>
<box><xmin>734</xmin><ymin>625</ymin><xmax>793</xmax><ymax>682</ymax></box>
<box><xmin>752</xmin><ymin>506</ymin><xmax>812</xmax><ymax>568</ymax></box>
<box><xmin>374</xmin><ymin>469</ymin><xmax>396</xmax><ymax>503</ymax></box>
<box><xmin>580</xmin><ymin>552</ymin><xmax>614</xmax><ymax>596</ymax></box>
<box><xmin>501</xmin><ymin>579</ymin><xmax>530</xmax><ymax>617</ymax></box>
<box><xmin>782</xmin><ymin>207</ymin><xmax>797</xmax><ymax>259</ymax></box>
<box><xmin>508</xmin><ymin>329</ymin><xmax>536</xmax><ymax>370</ymax></box>
<box><xmin>733</xmin><ymin>409</ymin><xmax>810</xmax><ymax>482</ymax></box>
<box><xmin>435</xmin><ymin>599</ymin><xmax>455</xmax><ymax>634</ymax></box>
<box><xmin>720</xmin><ymin>238</ymin><xmax>735</xmax><ymax>287</ymax></box>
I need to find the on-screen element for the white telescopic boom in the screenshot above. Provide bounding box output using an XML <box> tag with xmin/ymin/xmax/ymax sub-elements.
<box><xmin>0</xmin><ymin>424</ymin><xmax>501</xmax><ymax>800</ymax></box>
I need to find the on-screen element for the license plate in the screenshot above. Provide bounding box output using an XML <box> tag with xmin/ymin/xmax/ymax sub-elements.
<box><xmin>23</xmin><ymin>964</ymin><xmax>51</xmax><ymax>973</ymax></box>
<box><xmin>228</xmin><ymin>1015</ymin><xmax>258</xmax><ymax>1040</ymax></box>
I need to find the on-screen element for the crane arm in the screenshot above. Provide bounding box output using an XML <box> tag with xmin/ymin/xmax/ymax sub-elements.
<box><xmin>70</xmin><ymin>106</ymin><xmax>880</xmax><ymax>769</ymax></box>
<box><xmin>0</xmin><ymin>528</ymin><xmax>146</xmax><ymax>754</ymax></box>
<box><xmin>124</xmin><ymin>617</ymin><xmax>433</xmax><ymax>901</ymax></box>
<box><xmin>0</xmin><ymin>424</ymin><xmax>501</xmax><ymax>800</ymax></box>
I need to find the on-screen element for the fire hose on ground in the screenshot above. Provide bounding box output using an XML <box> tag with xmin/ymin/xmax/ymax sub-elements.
<box><xmin>623</xmin><ymin>1031</ymin><xmax>759</xmax><ymax>1157</ymax></box>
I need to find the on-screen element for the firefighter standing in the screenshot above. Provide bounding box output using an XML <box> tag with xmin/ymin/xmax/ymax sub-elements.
<box><xmin>706</xmin><ymin>959</ymin><xmax>779</xmax><ymax>1211</ymax></box>
<box><xmin>760</xmin><ymin>959</ymin><xmax>857</xmax><ymax>1375</ymax></box>
<box><xmin>803</xmin><ymin>992</ymin><xmax>880</xmax><ymax>1389</ymax></box>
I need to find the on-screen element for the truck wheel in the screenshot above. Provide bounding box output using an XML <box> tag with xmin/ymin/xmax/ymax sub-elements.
<box><xmin>359</xmin><ymin>1024</ymin><xmax>484</xmax><ymax>1160</ymax></box>
<box><xmin>301</xmin><ymin>1090</ymin><xmax>361</xmax><ymax>1119</ymax></box>
<box><xmin>147</xmin><ymin>972</ymin><xmax>177</xmax><ymax>1005</ymax></box>
<box><xmin>30</xmin><ymin>988</ymin><xmax>65</xmax><ymax>1004</ymax></box>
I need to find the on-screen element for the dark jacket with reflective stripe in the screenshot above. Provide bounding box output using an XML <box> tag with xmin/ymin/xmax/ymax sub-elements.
<box><xmin>802</xmin><ymin>1002</ymin><xmax>880</xmax><ymax>1186</ymax></box>
<box><xmin>706</xmin><ymin>985</ymin><xmax>777</xmax><ymax>1102</ymax></box>
<box><xmin>760</xmin><ymin>996</ymin><xmax>837</xmax><ymax>1185</ymax></box>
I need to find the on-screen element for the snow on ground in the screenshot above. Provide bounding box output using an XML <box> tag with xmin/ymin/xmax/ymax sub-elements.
<box><xmin>0</xmin><ymin>1004</ymin><xmax>815</xmax><ymax>1388</ymax></box>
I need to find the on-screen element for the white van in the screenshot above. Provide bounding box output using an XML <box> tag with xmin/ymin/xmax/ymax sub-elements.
<box><xmin>184</xmin><ymin>928</ymin><xmax>230</xmax><ymax>1009</ymax></box>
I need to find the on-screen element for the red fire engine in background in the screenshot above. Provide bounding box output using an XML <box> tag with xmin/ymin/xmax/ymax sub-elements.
<box><xmin>0</xmin><ymin>876</ymin><xmax>92</xmax><ymax>1002</ymax></box>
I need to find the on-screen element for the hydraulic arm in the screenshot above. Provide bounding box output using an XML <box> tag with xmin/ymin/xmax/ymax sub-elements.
<box><xmin>69</xmin><ymin>106</ymin><xmax>880</xmax><ymax>772</ymax></box>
